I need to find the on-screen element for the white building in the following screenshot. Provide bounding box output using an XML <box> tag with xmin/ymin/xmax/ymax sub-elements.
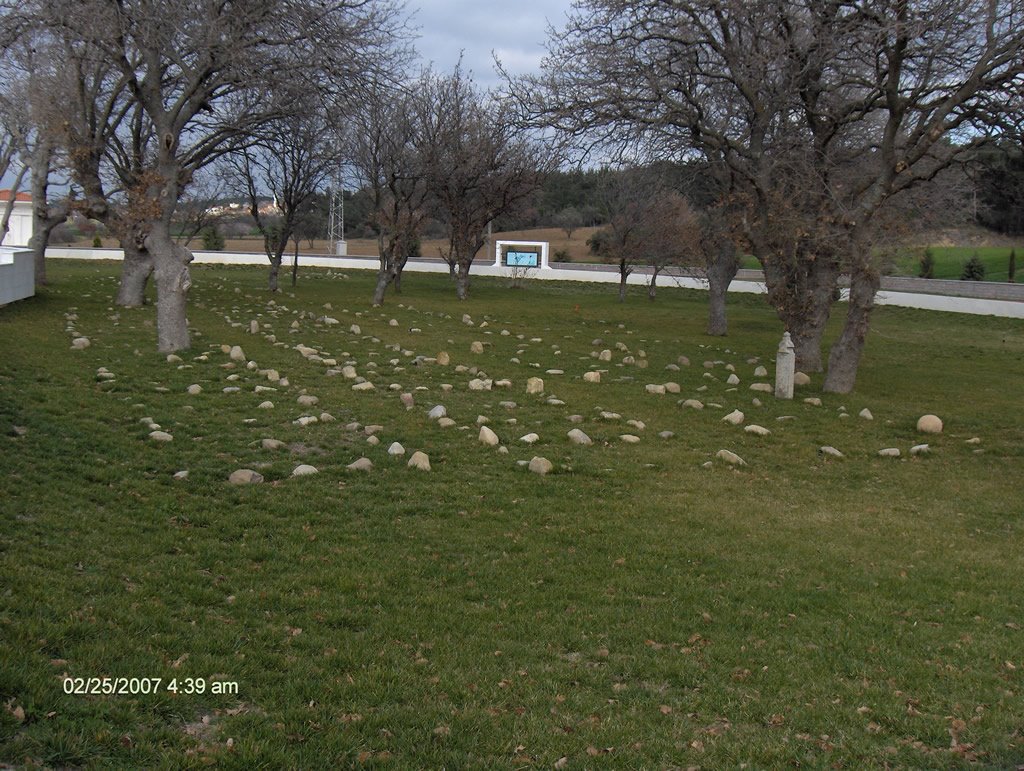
<box><xmin>0</xmin><ymin>190</ymin><xmax>33</xmax><ymax>247</ymax></box>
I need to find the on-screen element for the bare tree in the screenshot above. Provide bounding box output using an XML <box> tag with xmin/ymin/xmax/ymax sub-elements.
<box><xmin>227</xmin><ymin>108</ymin><xmax>339</xmax><ymax>292</ymax></box>
<box><xmin>514</xmin><ymin>0</ymin><xmax>1024</xmax><ymax>392</ymax></box>
<box><xmin>346</xmin><ymin>76</ymin><xmax>431</xmax><ymax>305</ymax></box>
<box><xmin>553</xmin><ymin>206</ymin><xmax>582</xmax><ymax>239</ymax></box>
<box><xmin>15</xmin><ymin>0</ymin><xmax>408</xmax><ymax>351</ymax></box>
<box><xmin>421</xmin><ymin>65</ymin><xmax>555</xmax><ymax>300</ymax></box>
<box><xmin>173</xmin><ymin>170</ymin><xmax>225</xmax><ymax>248</ymax></box>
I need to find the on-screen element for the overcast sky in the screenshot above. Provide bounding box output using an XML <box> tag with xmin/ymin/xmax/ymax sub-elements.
<box><xmin>411</xmin><ymin>0</ymin><xmax>576</xmax><ymax>87</ymax></box>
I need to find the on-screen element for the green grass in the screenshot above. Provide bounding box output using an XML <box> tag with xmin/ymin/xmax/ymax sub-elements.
<box><xmin>890</xmin><ymin>246</ymin><xmax>1022</xmax><ymax>282</ymax></box>
<box><xmin>2</xmin><ymin>260</ymin><xmax>1023</xmax><ymax>768</ymax></box>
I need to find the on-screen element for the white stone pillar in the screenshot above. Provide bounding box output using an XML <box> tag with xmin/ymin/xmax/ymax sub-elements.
<box><xmin>775</xmin><ymin>332</ymin><xmax>795</xmax><ymax>399</ymax></box>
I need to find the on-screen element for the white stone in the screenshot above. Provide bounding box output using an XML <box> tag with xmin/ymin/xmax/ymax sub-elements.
<box><xmin>744</xmin><ymin>424</ymin><xmax>771</xmax><ymax>436</ymax></box>
<box><xmin>229</xmin><ymin>345</ymin><xmax>245</xmax><ymax>361</ymax></box>
<box><xmin>366</xmin><ymin>435</ymin><xmax>380</xmax><ymax>446</ymax></box>
<box><xmin>722</xmin><ymin>409</ymin><xmax>744</xmax><ymax>426</ymax></box>
<box><xmin>71</xmin><ymin>337</ymin><xmax>91</xmax><ymax>349</ymax></box>
<box><xmin>916</xmin><ymin>414</ymin><xmax>943</xmax><ymax>434</ymax></box>
<box><xmin>803</xmin><ymin>397</ymin><xmax>822</xmax><ymax>407</ymax></box>
<box><xmin>965</xmin><ymin>437</ymin><xmax>981</xmax><ymax>445</ymax></box>
<box><xmin>775</xmin><ymin>333</ymin><xmax>795</xmax><ymax>399</ymax></box>
<box><xmin>583</xmin><ymin>371</ymin><xmax>601</xmax><ymax>383</ymax></box>
<box><xmin>567</xmin><ymin>428</ymin><xmax>592</xmax><ymax>445</ymax></box>
<box><xmin>436</xmin><ymin>351</ymin><xmax>451</xmax><ymax>366</ymax></box>
<box><xmin>352</xmin><ymin>381</ymin><xmax>375</xmax><ymax>392</ymax></box>
<box><xmin>627</xmin><ymin>419</ymin><xmax>645</xmax><ymax>431</ymax></box>
<box><xmin>294</xmin><ymin>415</ymin><xmax>317</xmax><ymax>426</ymax></box>
<box><xmin>716</xmin><ymin>449</ymin><xmax>746</xmax><ymax>466</ymax></box>
<box><xmin>349</xmin><ymin>324</ymin><xmax>361</xmax><ymax>335</ymax></box>
<box><xmin>229</xmin><ymin>468</ymin><xmax>264</xmax><ymax>484</ymax></box>
<box><xmin>261</xmin><ymin>438</ymin><xmax>286</xmax><ymax>450</ymax></box>
<box><xmin>526</xmin><ymin>377</ymin><xmax>544</xmax><ymax>394</ymax></box>
<box><xmin>645</xmin><ymin>384</ymin><xmax>666</xmax><ymax>395</ymax></box>
<box><xmin>681</xmin><ymin>399</ymin><xmax>704</xmax><ymax>410</ymax></box>
<box><xmin>297</xmin><ymin>394</ymin><xmax>319</xmax><ymax>407</ymax></box>
<box><xmin>478</xmin><ymin>426</ymin><xmax>499</xmax><ymax>446</ymax></box>
<box><xmin>726</xmin><ymin>373</ymin><xmax>740</xmax><ymax>386</ymax></box>
<box><xmin>528</xmin><ymin>456</ymin><xmax>553</xmax><ymax>476</ymax></box>
<box><xmin>664</xmin><ymin>382</ymin><xmax>680</xmax><ymax>394</ymax></box>
<box><xmin>428</xmin><ymin>405</ymin><xmax>447</xmax><ymax>420</ymax></box>
<box><xmin>346</xmin><ymin>457</ymin><xmax>373</xmax><ymax>471</ymax></box>
<box><xmin>468</xmin><ymin>378</ymin><xmax>491</xmax><ymax>391</ymax></box>
<box><xmin>319</xmin><ymin>412</ymin><xmax>335</xmax><ymax>422</ymax></box>
<box><xmin>519</xmin><ymin>433</ymin><xmax>540</xmax><ymax>444</ymax></box>
<box><xmin>619</xmin><ymin>434</ymin><xmax>641</xmax><ymax>444</ymax></box>
<box><xmin>470</xmin><ymin>341</ymin><xmax>484</xmax><ymax>354</ymax></box>
<box><xmin>598</xmin><ymin>349</ymin><xmax>612</xmax><ymax>362</ymax></box>
<box><xmin>437</xmin><ymin>417</ymin><xmax>456</xmax><ymax>428</ymax></box>
<box><xmin>341</xmin><ymin>365</ymin><xmax>358</xmax><ymax>379</ymax></box>
<box><xmin>149</xmin><ymin>430</ymin><xmax>173</xmax><ymax>442</ymax></box>
<box><xmin>658</xmin><ymin>431</ymin><xmax>674</xmax><ymax>439</ymax></box>
<box><xmin>750</xmin><ymin>383</ymin><xmax>773</xmax><ymax>393</ymax></box>
<box><xmin>859</xmin><ymin>408</ymin><xmax>874</xmax><ymax>420</ymax></box>
<box><xmin>258</xmin><ymin>401</ymin><xmax>274</xmax><ymax>409</ymax></box>
<box><xmin>187</xmin><ymin>384</ymin><xmax>202</xmax><ymax>395</ymax></box>
<box><xmin>819</xmin><ymin>446</ymin><xmax>844</xmax><ymax>458</ymax></box>
<box><xmin>877</xmin><ymin>448</ymin><xmax>901</xmax><ymax>457</ymax></box>
<box><xmin>172</xmin><ymin>470</ymin><xmax>188</xmax><ymax>480</ymax></box>
<box><xmin>292</xmin><ymin>464</ymin><xmax>318</xmax><ymax>477</ymax></box>
<box><xmin>794</xmin><ymin>371</ymin><xmax>811</xmax><ymax>386</ymax></box>
<box><xmin>387</xmin><ymin>442</ymin><xmax>406</xmax><ymax>456</ymax></box>
<box><xmin>910</xmin><ymin>443</ymin><xmax>930</xmax><ymax>456</ymax></box>
<box><xmin>754</xmin><ymin>365</ymin><xmax>768</xmax><ymax>377</ymax></box>
<box><xmin>408</xmin><ymin>451</ymin><xmax>430</xmax><ymax>471</ymax></box>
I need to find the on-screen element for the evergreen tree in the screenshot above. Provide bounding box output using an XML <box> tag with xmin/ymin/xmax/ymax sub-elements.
<box><xmin>960</xmin><ymin>253</ymin><xmax>986</xmax><ymax>281</ymax></box>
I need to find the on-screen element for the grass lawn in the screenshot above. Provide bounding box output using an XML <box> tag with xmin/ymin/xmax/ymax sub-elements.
<box><xmin>2</xmin><ymin>260</ymin><xmax>1022</xmax><ymax>768</ymax></box>
<box><xmin>889</xmin><ymin>247</ymin><xmax>1021</xmax><ymax>283</ymax></box>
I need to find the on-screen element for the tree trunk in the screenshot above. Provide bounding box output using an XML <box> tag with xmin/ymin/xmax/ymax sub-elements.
<box><xmin>762</xmin><ymin>256</ymin><xmax>840</xmax><ymax>372</ymax></box>
<box><xmin>147</xmin><ymin>224</ymin><xmax>193</xmax><ymax>352</ymax></box>
<box><xmin>372</xmin><ymin>268</ymin><xmax>394</xmax><ymax>306</ymax></box>
<box><xmin>268</xmin><ymin>255</ymin><xmax>281</xmax><ymax>292</ymax></box>
<box><xmin>823</xmin><ymin>267</ymin><xmax>880</xmax><ymax>394</ymax></box>
<box><xmin>706</xmin><ymin>242</ymin><xmax>740</xmax><ymax>336</ymax></box>
<box><xmin>116</xmin><ymin>238</ymin><xmax>154</xmax><ymax>307</ymax></box>
<box><xmin>618</xmin><ymin>260</ymin><xmax>628</xmax><ymax>302</ymax></box>
<box><xmin>648</xmin><ymin>268</ymin><xmax>659</xmax><ymax>300</ymax></box>
<box><xmin>455</xmin><ymin>263</ymin><xmax>470</xmax><ymax>300</ymax></box>
<box><xmin>290</xmin><ymin>245</ymin><xmax>299</xmax><ymax>287</ymax></box>
<box><xmin>394</xmin><ymin>265</ymin><xmax>403</xmax><ymax>294</ymax></box>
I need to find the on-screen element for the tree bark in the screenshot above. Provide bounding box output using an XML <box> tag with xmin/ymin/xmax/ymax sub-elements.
<box><xmin>372</xmin><ymin>267</ymin><xmax>394</xmax><ymax>306</ymax></box>
<box><xmin>147</xmin><ymin>224</ymin><xmax>193</xmax><ymax>352</ymax></box>
<box><xmin>618</xmin><ymin>259</ymin><xmax>628</xmax><ymax>302</ymax></box>
<box><xmin>648</xmin><ymin>268</ymin><xmax>659</xmax><ymax>300</ymax></box>
<box><xmin>706</xmin><ymin>242</ymin><xmax>740</xmax><ymax>336</ymax></box>
<box><xmin>269</xmin><ymin>256</ymin><xmax>281</xmax><ymax>292</ymax></box>
<box><xmin>762</xmin><ymin>256</ymin><xmax>840</xmax><ymax>372</ymax></box>
<box><xmin>823</xmin><ymin>266</ymin><xmax>880</xmax><ymax>394</ymax></box>
<box><xmin>116</xmin><ymin>236</ymin><xmax>154</xmax><ymax>307</ymax></box>
<box><xmin>455</xmin><ymin>263</ymin><xmax>470</xmax><ymax>300</ymax></box>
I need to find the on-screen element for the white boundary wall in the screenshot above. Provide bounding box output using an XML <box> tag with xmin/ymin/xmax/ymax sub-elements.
<box><xmin>44</xmin><ymin>247</ymin><xmax>1024</xmax><ymax>320</ymax></box>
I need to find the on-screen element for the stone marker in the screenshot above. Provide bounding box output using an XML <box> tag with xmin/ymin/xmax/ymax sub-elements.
<box><xmin>916</xmin><ymin>414</ymin><xmax>943</xmax><ymax>434</ymax></box>
<box><xmin>775</xmin><ymin>332</ymin><xmax>795</xmax><ymax>399</ymax></box>
<box><xmin>859</xmin><ymin>408</ymin><xmax>874</xmax><ymax>420</ymax></box>
<box><xmin>716</xmin><ymin>449</ymin><xmax>746</xmax><ymax>466</ymax></box>
<box><xmin>583</xmin><ymin>371</ymin><xmax>601</xmax><ymax>383</ymax></box>
<box><xmin>229</xmin><ymin>468</ymin><xmax>263</xmax><ymax>484</ymax></box>
<box><xmin>408</xmin><ymin>451</ymin><xmax>430</xmax><ymax>471</ymax></box>
<box><xmin>387</xmin><ymin>442</ymin><xmax>406</xmax><ymax>456</ymax></box>
<box><xmin>230</xmin><ymin>345</ymin><xmax>246</xmax><ymax>361</ymax></box>
<box><xmin>722</xmin><ymin>409</ymin><xmax>744</xmax><ymax>425</ymax></box>
<box><xmin>470</xmin><ymin>341</ymin><xmax>484</xmax><ymax>354</ymax></box>
<box><xmin>645</xmin><ymin>384</ymin><xmax>666</xmax><ymax>395</ymax></box>
<box><xmin>478</xmin><ymin>426</ymin><xmax>499</xmax><ymax>446</ymax></box>
<box><xmin>436</xmin><ymin>351</ymin><xmax>451</xmax><ymax>366</ymax></box>
<box><xmin>754</xmin><ymin>365</ymin><xmax>768</xmax><ymax>377</ymax></box>
<box><xmin>528</xmin><ymin>456</ymin><xmax>553</xmax><ymax>476</ymax></box>
<box><xmin>428</xmin><ymin>405</ymin><xmax>447</xmax><ymax>420</ymax></box>
<box><xmin>526</xmin><ymin>377</ymin><xmax>544</xmax><ymax>394</ymax></box>
<box><xmin>292</xmin><ymin>464</ymin><xmax>318</xmax><ymax>477</ymax></box>
<box><xmin>567</xmin><ymin>428</ymin><xmax>592</xmax><ymax>445</ymax></box>
<box><xmin>726</xmin><ymin>373</ymin><xmax>740</xmax><ymax>386</ymax></box>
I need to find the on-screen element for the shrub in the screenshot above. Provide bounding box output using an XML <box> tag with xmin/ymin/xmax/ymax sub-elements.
<box><xmin>553</xmin><ymin>248</ymin><xmax>570</xmax><ymax>262</ymax></box>
<box><xmin>918</xmin><ymin>247</ymin><xmax>935</xmax><ymax>278</ymax></box>
<box><xmin>201</xmin><ymin>225</ymin><xmax>225</xmax><ymax>251</ymax></box>
<box><xmin>92</xmin><ymin>235</ymin><xmax>103</xmax><ymax>248</ymax></box>
<box><xmin>587</xmin><ymin>228</ymin><xmax>611</xmax><ymax>256</ymax></box>
<box><xmin>960</xmin><ymin>253</ymin><xmax>986</xmax><ymax>281</ymax></box>
<box><xmin>1009</xmin><ymin>249</ymin><xmax>1016</xmax><ymax>283</ymax></box>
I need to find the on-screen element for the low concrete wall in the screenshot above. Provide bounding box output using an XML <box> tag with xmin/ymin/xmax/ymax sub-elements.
<box><xmin>0</xmin><ymin>248</ymin><xmax>35</xmax><ymax>305</ymax></box>
<box><xmin>44</xmin><ymin>246</ymin><xmax>1024</xmax><ymax>319</ymax></box>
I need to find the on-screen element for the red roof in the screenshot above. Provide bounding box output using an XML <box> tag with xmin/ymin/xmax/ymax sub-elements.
<box><xmin>0</xmin><ymin>190</ymin><xmax>31</xmax><ymax>202</ymax></box>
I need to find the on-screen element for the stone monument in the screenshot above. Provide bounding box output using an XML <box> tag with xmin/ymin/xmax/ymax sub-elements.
<box><xmin>775</xmin><ymin>332</ymin><xmax>795</xmax><ymax>399</ymax></box>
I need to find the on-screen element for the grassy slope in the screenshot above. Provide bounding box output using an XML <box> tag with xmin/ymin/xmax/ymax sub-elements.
<box><xmin>1</xmin><ymin>261</ymin><xmax>1022</xmax><ymax>768</ymax></box>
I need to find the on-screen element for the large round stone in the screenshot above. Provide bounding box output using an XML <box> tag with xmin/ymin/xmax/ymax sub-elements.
<box><xmin>916</xmin><ymin>414</ymin><xmax>943</xmax><ymax>434</ymax></box>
